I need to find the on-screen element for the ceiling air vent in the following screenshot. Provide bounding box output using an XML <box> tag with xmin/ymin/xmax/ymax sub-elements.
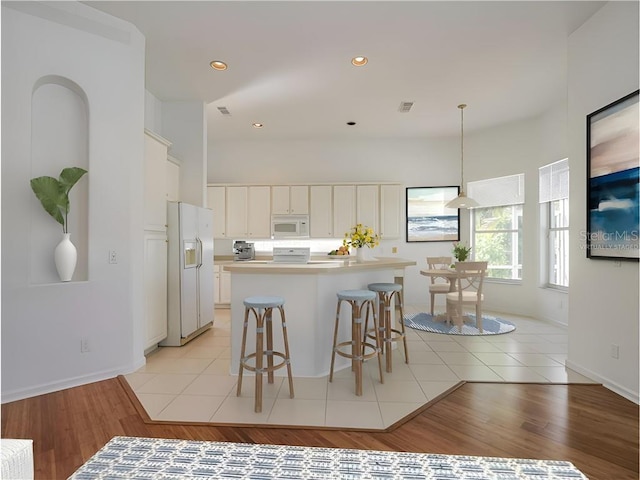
<box><xmin>398</xmin><ymin>101</ymin><xmax>414</xmax><ymax>113</ymax></box>
<box><xmin>217</xmin><ymin>106</ymin><xmax>231</xmax><ymax>116</ymax></box>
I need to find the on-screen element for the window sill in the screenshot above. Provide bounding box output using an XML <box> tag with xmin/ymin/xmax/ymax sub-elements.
<box><xmin>541</xmin><ymin>284</ymin><xmax>568</xmax><ymax>293</ymax></box>
<box><xmin>484</xmin><ymin>278</ymin><xmax>522</xmax><ymax>286</ymax></box>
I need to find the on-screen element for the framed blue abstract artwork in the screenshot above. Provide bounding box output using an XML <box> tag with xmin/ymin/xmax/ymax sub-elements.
<box><xmin>586</xmin><ymin>90</ymin><xmax>639</xmax><ymax>260</ymax></box>
<box><xmin>406</xmin><ymin>186</ymin><xmax>460</xmax><ymax>242</ymax></box>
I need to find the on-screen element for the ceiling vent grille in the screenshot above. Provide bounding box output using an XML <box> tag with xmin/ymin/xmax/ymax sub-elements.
<box><xmin>398</xmin><ymin>101</ymin><xmax>414</xmax><ymax>113</ymax></box>
<box><xmin>217</xmin><ymin>106</ymin><xmax>231</xmax><ymax>116</ymax></box>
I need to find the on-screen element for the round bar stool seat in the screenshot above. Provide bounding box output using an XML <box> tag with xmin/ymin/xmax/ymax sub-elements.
<box><xmin>329</xmin><ymin>289</ymin><xmax>384</xmax><ymax>396</ymax></box>
<box><xmin>237</xmin><ymin>295</ymin><xmax>294</xmax><ymax>413</ymax></box>
<box><xmin>367</xmin><ymin>283</ymin><xmax>409</xmax><ymax>373</ymax></box>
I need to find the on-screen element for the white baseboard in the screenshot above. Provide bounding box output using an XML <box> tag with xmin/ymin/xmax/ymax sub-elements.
<box><xmin>1</xmin><ymin>359</ymin><xmax>145</xmax><ymax>404</ymax></box>
<box><xmin>565</xmin><ymin>359</ymin><xmax>639</xmax><ymax>405</ymax></box>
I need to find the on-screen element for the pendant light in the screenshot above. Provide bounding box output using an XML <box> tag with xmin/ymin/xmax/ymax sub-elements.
<box><xmin>445</xmin><ymin>103</ymin><xmax>479</xmax><ymax>209</ymax></box>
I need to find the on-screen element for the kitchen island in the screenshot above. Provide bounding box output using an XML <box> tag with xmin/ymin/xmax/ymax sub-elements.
<box><xmin>224</xmin><ymin>257</ymin><xmax>416</xmax><ymax>377</ymax></box>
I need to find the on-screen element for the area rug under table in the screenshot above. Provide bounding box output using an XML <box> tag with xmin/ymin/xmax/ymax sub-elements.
<box><xmin>69</xmin><ymin>436</ymin><xmax>587</xmax><ymax>479</ymax></box>
<box><xmin>403</xmin><ymin>312</ymin><xmax>516</xmax><ymax>336</ymax></box>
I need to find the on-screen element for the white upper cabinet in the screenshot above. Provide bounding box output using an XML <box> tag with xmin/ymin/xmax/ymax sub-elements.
<box><xmin>144</xmin><ymin>130</ymin><xmax>171</xmax><ymax>231</ymax></box>
<box><xmin>207</xmin><ymin>186</ymin><xmax>227</xmax><ymax>238</ymax></box>
<box><xmin>309</xmin><ymin>185</ymin><xmax>333</xmax><ymax>238</ymax></box>
<box><xmin>226</xmin><ymin>186</ymin><xmax>248</xmax><ymax>238</ymax></box>
<box><xmin>226</xmin><ymin>186</ymin><xmax>271</xmax><ymax>238</ymax></box>
<box><xmin>209</xmin><ymin>182</ymin><xmax>402</xmax><ymax>240</ymax></box>
<box><xmin>380</xmin><ymin>184</ymin><xmax>402</xmax><ymax>239</ymax></box>
<box><xmin>247</xmin><ymin>186</ymin><xmax>271</xmax><ymax>238</ymax></box>
<box><xmin>333</xmin><ymin>185</ymin><xmax>356</xmax><ymax>239</ymax></box>
<box><xmin>356</xmin><ymin>185</ymin><xmax>379</xmax><ymax>234</ymax></box>
<box><xmin>272</xmin><ymin>185</ymin><xmax>309</xmax><ymax>215</ymax></box>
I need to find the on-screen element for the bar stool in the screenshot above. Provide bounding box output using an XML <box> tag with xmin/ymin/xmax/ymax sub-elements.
<box><xmin>366</xmin><ymin>283</ymin><xmax>409</xmax><ymax>373</ymax></box>
<box><xmin>237</xmin><ymin>296</ymin><xmax>294</xmax><ymax>413</ymax></box>
<box><xmin>329</xmin><ymin>289</ymin><xmax>384</xmax><ymax>396</ymax></box>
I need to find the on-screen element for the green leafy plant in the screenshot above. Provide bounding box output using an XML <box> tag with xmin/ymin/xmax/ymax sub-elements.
<box><xmin>343</xmin><ymin>223</ymin><xmax>380</xmax><ymax>249</ymax></box>
<box><xmin>452</xmin><ymin>241</ymin><xmax>472</xmax><ymax>261</ymax></box>
<box><xmin>30</xmin><ymin>167</ymin><xmax>87</xmax><ymax>233</ymax></box>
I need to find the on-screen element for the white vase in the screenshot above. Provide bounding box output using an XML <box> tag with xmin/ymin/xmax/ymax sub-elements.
<box><xmin>356</xmin><ymin>247</ymin><xmax>367</xmax><ymax>262</ymax></box>
<box><xmin>55</xmin><ymin>233</ymin><xmax>77</xmax><ymax>282</ymax></box>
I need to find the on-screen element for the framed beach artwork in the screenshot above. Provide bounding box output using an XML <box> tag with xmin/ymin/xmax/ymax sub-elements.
<box><xmin>406</xmin><ymin>186</ymin><xmax>460</xmax><ymax>242</ymax></box>
<box><xmin>586</xmin><ymin>89</ymin><xmax>639</xmax><ymax>260</ymax></box>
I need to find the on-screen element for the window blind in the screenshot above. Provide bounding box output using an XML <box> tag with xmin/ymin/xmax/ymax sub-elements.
<box><xmin>539</xmin><ymin>158</ymin><xmax>569</xmax><ymax>203</ymax></box>
<box><xmin>467</xmin><ymin>173</ymin><xmax>525</xmax><ymax>208</ymax></box>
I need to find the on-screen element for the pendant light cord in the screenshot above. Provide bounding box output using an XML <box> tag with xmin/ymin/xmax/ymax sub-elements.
<box><xmin>458</xmin><ymin>103</ymin><xmax>466</xmax><ymax>189</ymax></box>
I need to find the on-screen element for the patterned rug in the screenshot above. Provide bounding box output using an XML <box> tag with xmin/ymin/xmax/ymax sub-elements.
<box><xmin>403</xmin><ymin>312</ymin><xmax>516</xmax><ymax>336</ymax></box>
<box><xmin>69</xmin><ymin>436</ymin><xmax>587</xmax><ymax>479</ymax></box>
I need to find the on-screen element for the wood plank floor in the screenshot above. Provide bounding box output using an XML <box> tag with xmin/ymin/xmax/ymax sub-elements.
<box><xmin>1</xmin><ymin>378</ymin><xmax>637</xmax><ymax>480</ymax></box>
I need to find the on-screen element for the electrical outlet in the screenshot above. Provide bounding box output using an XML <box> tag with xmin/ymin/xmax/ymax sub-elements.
<box><xmin>81</xmin><ymin>337</ymin><xmax>90</xmax><ymax>353</ymax></box>
<box><xmin>109</xmin><ymin>250</ymin><xmax>117</xmax><ymax>264</ymax></box>
<box><xmin>392</xmin><ymin>247</ymin><xmax>398</xmax><ymax>254</ymax></box>
<box><xmin>610</xmin><ymin>344</ymin><xmax>619</xmax><ymax>359</ymax></box>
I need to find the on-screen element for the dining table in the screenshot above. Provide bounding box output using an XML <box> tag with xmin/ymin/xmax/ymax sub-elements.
<box><xmin>419</xmin><ymin>268</ymin><xmax>458</xmax><ymax>321</ymax></box>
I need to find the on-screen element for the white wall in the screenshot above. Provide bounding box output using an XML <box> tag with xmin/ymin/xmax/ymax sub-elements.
<box><xmin>1</xmin><ymin>2</ymin><xmax>146</xmax><ymax>402</ymax></box>
<box><xmin>162</xmin><ymin>102</ymin><xmax>208</xmax><ymax>208</ymax></box>
<box><xmin>145</xmin><ymin>90</ymin><xmax>163</xmax><ymax>133</ymax></box>
<box><xmin>566</xmin><ymin>1</ymin><xmax>639</xmax><ymax>403</ymax></box>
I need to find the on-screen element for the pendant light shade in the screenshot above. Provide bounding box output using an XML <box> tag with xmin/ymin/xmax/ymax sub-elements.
<box><xmin>445</xmin><ymin>104</ymin><xmax>479</xmax><ymax>209</ymax></box>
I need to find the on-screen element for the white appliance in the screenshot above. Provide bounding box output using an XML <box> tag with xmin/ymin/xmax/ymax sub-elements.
<box><xmin>272</xmin><ymin>247</ymin><xmax>311</xmax><ymax>264</ymax></box>
<box><xmin>161</xmin><ymin>202</ymin><xmax>214</xmax><ymax>346</ymax></box>
<box><xmin>271</xmin><ymin>214</ymin><xmax>310</xmax><ymax>238</ymax></box>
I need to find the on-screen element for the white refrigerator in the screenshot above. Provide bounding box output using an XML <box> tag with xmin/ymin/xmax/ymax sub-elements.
<box><xmin>161</xmin><ymin>202</ymin><xmax>214</xmax><ymax>346</ymax></box>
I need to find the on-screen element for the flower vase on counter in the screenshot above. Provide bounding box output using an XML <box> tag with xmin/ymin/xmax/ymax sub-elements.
<box><xmin>344</xmin><ymin>223</ymin><xmax>379</xmax><ymax>263</ymax></box>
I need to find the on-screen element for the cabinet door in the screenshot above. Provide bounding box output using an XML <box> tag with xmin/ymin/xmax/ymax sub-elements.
<box><xmin>333</xmin><ymin>185</ymin><xmax>356</xmax><ymax>239</ymax></box>
<box><xmin>356</xmin><ymin>185</ymin><xmax>379</xmax><ymax>233</ymax></box>
<box><xmin>220</xmin><ymin>271</ymin><xmax>231</xmax><ymax>304</ymax></box>
<box><xmin>144</xmin><ymin>132</ymin><xmax>169</xmax><ymax>231</ymax></box>
<box><xmin>271</xmin><ymin>186</ymin><xmax>290</xmax><ymax>214</ymax></box>
<box><xmin>214</xmin><ymin>272</ymin><xmax>220</xmax><ymax>304</ymax></box>
<box><xmin>226</xmin><ymin>186</ymin><xmax>248</xmax><ymax>237</ymax></box>
<box><xmin>166</xmin><ymin>157</ymin><xmax>180</xmax><ymax>202</ymax></box>
<box><xmin>380</xmin><ymin>184</ymin><xmax>402</xmax><ymax>239</ymax></box>
<box><xmin>309</xmin><ymin>185</ymin><xmax>333</xmax><ymax>238</ymax></box>
<box><xmin>144</xmin><ymin>231</ymin><xmax>167</xmax><ymax>349</ymax></box>
<box><xmin>289</xmin><ymin>186</ymin><xmax>309</xmax><ymax>214</ymax></box>
<box><xmin>247</xmin><ymin>186</ymin><xmax>271</xmax><ymax>238</ymax></box>
<box><xmin>207</xmin><ymin>186</ymin><xmax>227</xmax><ymax>238</ymax></box>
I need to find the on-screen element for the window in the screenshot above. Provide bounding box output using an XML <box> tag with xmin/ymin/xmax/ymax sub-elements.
<box><xmin>539</xmin><ymin>159</ymin><xmax>569</xmax><ymax>287</ymax></box>
<box><xmin>468</xmin><ymin>174</ymin><xmax>525</xmax><ymax>281</ymax></box>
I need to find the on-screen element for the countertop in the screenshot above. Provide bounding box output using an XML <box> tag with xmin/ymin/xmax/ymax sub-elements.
<box><xmin>222</xmin><ymin>256</ymin><xmax>415</xmax><ymax>274</ymax></box>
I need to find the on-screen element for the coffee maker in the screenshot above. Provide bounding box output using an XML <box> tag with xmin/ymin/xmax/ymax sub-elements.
<box><xmin>233</xmin><ymin>241</ymin><xmax>255</xmax><ymax>261</ymax></box>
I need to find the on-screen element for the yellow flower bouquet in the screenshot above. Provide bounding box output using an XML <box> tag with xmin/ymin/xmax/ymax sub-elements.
<box><xmin>343</xmin><ymin>223</ymin><xmax>380</xmax><ymax>249</ymax></box>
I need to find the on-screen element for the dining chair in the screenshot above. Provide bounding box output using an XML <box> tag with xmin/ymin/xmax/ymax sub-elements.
<box><xmin>445</xmin><ymin>261</ymin><xmax>488</xmax><ymax>332</ymax></box>
<box><xmin>426</xmin><ymin>256</ymin><xmax>453</xmax><ymax>315</ymax></box>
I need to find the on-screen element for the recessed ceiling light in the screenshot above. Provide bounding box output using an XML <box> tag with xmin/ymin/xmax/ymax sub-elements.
<box><xmin>346</xmin><ymin>121</ymin><xmax>356</xmax><ymax>126</ymax></box>
<box><xmin>351</xmin><ymin>56</ymin><xmax>368</xmax><ymax>67</ymax></box>
<box><xmin>252</xmin><ymin>123</ymin><xmax>264</xmax><ymax>128</ymax></box>
<box><xmin>209</xmin><ymin>60</ymin><xmax>228</xmax><ymax>71</ymax></box>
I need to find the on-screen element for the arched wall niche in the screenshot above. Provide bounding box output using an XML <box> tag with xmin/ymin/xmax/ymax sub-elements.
<box><xmin>30</xmin><ymin>75</ymin><xmax>89</xmax><ymax>284</ymax></box>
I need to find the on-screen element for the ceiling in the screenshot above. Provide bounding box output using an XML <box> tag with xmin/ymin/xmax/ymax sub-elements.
<box><xmin>86</xmin><ymin>1</ymin><xmax>605</xmax><ymax>142</ymax></box>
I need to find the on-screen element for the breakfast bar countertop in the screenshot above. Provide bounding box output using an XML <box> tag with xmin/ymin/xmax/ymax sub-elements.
<box><xmin>223</xmin><ymin>256</ymin><xmax>415</xmax><ymax>274</ymax></box>
<box><xmin>225</xmin><ymin>256</ymin><xmax>415</xmax><ymax>377</ymax></box>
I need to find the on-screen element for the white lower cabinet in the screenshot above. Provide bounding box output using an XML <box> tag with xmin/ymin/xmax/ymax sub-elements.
<box><xmin>214</xmin><ymin>264</ymin><xmax>231</xmax><ymax>305</ymax></box>
<box><xmin>144</xmin><ymin>231</ymin><xmax>168</xmax><ymax>349</ymax></box>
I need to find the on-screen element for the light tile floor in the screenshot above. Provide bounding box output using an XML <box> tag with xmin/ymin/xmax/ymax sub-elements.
<box><xmin>125</xmin><ymin>306</ymin><xmax>595</xmax><ymax>430</ymax></box>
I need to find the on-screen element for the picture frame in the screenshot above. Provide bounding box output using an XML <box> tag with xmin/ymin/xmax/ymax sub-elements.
<box><xmin>586</xmin><ymin>89</ymin><xmax>639</xmax><ymax>260</ymax></box>
<box><xmin>406</xmin><ymin>186</ymin><xmax>460</xmax><ymax>242</ymax></box>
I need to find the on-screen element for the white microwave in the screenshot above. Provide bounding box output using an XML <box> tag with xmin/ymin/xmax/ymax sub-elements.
<box><xmin>271</xmin><ymin>214</ymin><xmax>310</xmax><ymax>238</ymax></box>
